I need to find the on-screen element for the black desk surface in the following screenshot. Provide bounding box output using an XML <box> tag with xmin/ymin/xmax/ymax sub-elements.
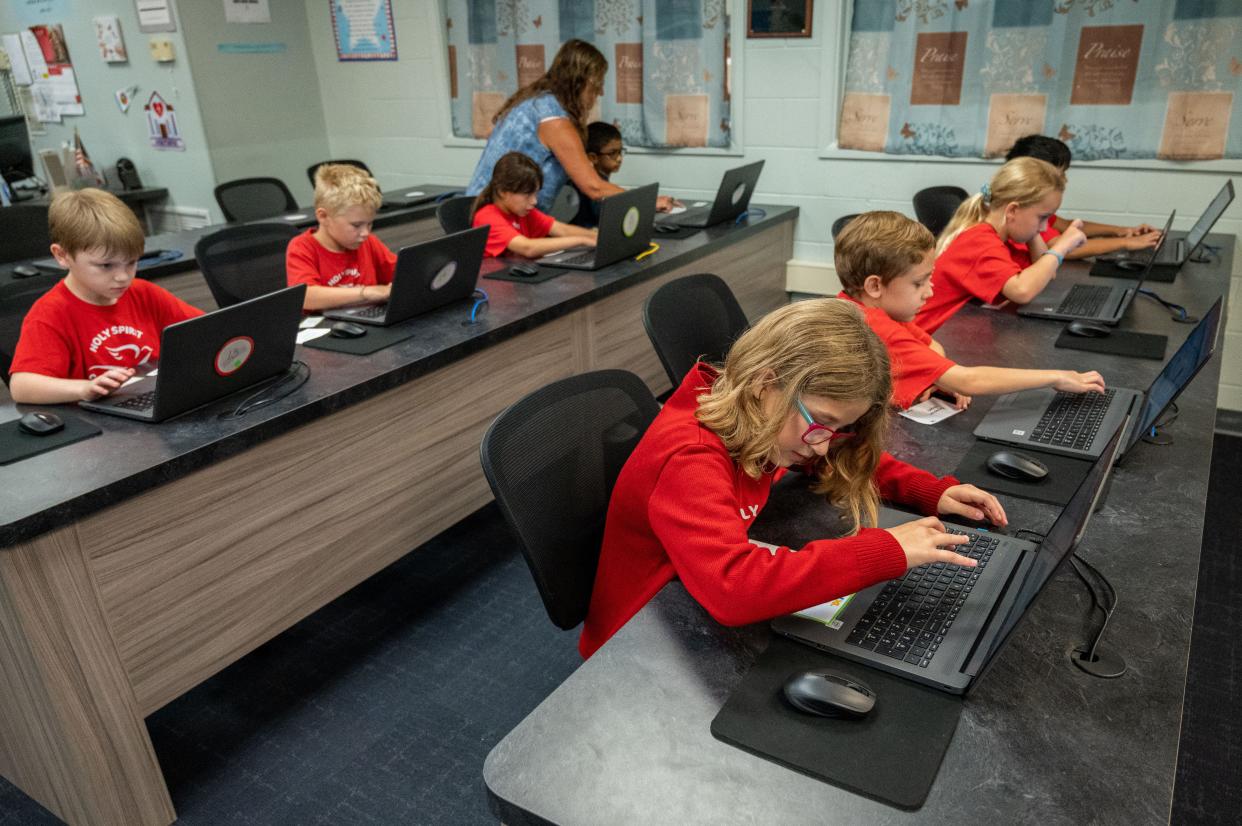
<box><xmin>483</xmin><ymin>241</ymin><xmax>1231</xmax><ymax>825</ymax></box>
<box><xmin>21</xmin><ymin>186</ymin><xmax>169</xmax><ymax>206</ymax></box>
<box><xmin>0</xmin><ymin>205</ymin><xmax>797</xmax><ymax>547</ymax></box>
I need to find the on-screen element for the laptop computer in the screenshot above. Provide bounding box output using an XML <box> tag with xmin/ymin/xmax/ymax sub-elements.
<box><xmin>538</xmin><ymin>183</ymin><xmax>658</xmax><ymax>271</ymax></box>
<box><xmin>79</xmin><ymin>284</ymin><xmax>305</xmax><ymax>422</ymax></box>
<box><xmin>658</xmin><ymin>161</ymin><xmax>765</xmax><ymax>229</ymax></box>
<box><xmin>975</xmin><ymin>295</ymin><xmax>1223</xmax><ymax>459</ymax></box>
<box><xmin>1108</xmin><ymin>179</ymin><xmax>1234</xmax><ymax>269</ymax></box>
<box><xmin>1017</xmin><ymin>211</ymin><xmax>1173</xmax><ymax>324</ymax></box>
<box><xmin>323</xmin><ymin>226</ymin><xmax>486</xmax><ymax>326</ymax></box>
<box><xmin>771</xmin><ymin>423</ymin><xmax>1123</xmax><ymax>695</ymax></box>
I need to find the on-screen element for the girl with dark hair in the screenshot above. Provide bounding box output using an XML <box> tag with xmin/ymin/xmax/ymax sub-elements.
<box><xmin>465</xmin><ymin>39</ymin><xmax>676</xmax><ymax>214</ymax></box>
<box><xmin>471</xmin><ymin>151</ymin><xmax>597</xmax><ymax>258</ymax></box>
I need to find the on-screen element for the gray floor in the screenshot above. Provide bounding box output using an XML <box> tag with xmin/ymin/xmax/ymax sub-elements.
<box><xmin>1</xmin><ymin>430</ymin><xmax>1238</xmax><ymax>824</ymax></box>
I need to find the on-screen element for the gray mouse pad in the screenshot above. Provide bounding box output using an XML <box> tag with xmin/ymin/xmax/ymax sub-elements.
<box><xmin>0</xmin><ymin>413</ymin><xmax>102</xmax><ymax>465</ymax></box>
<box><xmin>483</xmin><ymin>264</ymin><xmax>571</xmax><ymax>284</ymax></box>
<box><xmin>302</xmin><ymin>324</ymin><xmax>418</xmax><ymax>355</ymax></box>
<box><xmin>952</xmin><ymin>440</ymin><xmax>1093</xmax><ymax>507</ymax></box>
<box><xmin>710</xmin><ymin>635</ymin><xmax>962</xmax><ymax>810</ymax></box>
<box><xmin>1054</xmin><ymin>328</ymin><xmax>1167</xmax><ymax>360</ymax></box>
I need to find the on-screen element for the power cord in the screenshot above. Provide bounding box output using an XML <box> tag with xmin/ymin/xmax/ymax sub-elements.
<box><xmin>1138</xmin><ymin>288</ymin><xmax>1198</xmax><ymax>324</ymax></box>
<box><xmin>735</xmin><ymin>207</ymin><xmax>767</xmax><ymax>225</ymax></box>
<box><xmin>1067</xmin><ymin>552</ymin><xmax>1126</xmax><ymax>678</ymax></box>
<box><xmin>1141</xmin><ymin>400</ymin><xmax>1179</xmax><ymax>446</ymax></box>
<box><xmin>468</xmin><ymin>289</ymin><xmax>489</xmax><ymax>324</ymax></box>
<box><xmin>218</xmin><ymin>360</ymin><xmax>310</xmax><ymax>419</ymax></box>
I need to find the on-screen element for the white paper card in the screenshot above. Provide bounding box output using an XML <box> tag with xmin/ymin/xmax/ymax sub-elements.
<box><xmin>898</xmin><ymin>397</ymin><xmax>963</xmax><ymax>426</ymax></box>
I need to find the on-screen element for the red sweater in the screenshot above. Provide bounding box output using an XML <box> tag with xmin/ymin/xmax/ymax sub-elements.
<box><xmin>916</xmin><ymin>223</ymin><xmax>1033</xmax><ymax>333</ymax></box>
<box><xmin>579</xmin><ymin>363</ymin><xmax>959</xmax><ymax>658</ymax></box>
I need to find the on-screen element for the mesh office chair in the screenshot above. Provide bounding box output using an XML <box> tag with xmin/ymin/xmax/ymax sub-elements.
<box><xmin>0</xmin><ymin>347</ymin><xmax>12</xmax><ymax>387</ymax></box>
<box><xmin>643</xmin><ymin>273</ymin><xmax>749</xmax><ymax>388</ymax></box>
<box><xmin>194</xmin><ymin>222</ymin><xmax>301</xmax><ymax>308</ymax></box>
<box><xmin>480</xmin><ymin>369</ymin><xmax>661</xmax><ymax>630</ymax></box>
<box><xmin>214</xmin><ymin>177</ymin><xmax>299</xmax><ymax>223</ymax></box>
<box><xmin>548</xmin><ymin>184</ymin><xmax>581</xmax><ymax>222</ymax></box>
<box><xmin>832</xmin><ymin>213</ymin><xmax>860</xmax><ymax>240</ymax></box>
<box><xmin>436</xmin><ymin>195</ymin><xmax>476</xmax><ymax>234</ymax></box>
<box><xmin>913</xmin><ymin>186</ymin><xmax>969</xmax><ymax>238</ymax></box>
<box><xmin>306</xmin><ymin>159</ymin><xmax>372</xmax><ymax>186</ymax></box>
<box><xmin>0</xmin><ymin>204</ymin><xmax>52</xmax><ymax>264</ymax></box>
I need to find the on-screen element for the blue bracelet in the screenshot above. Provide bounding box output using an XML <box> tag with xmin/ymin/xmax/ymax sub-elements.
<box><xmin>1041</xmin><ymin>249</ymin><xmax>1064</xmax><ymax>266</ymax></box>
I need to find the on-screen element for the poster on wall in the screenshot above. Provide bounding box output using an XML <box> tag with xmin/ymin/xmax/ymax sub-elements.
<box><xmin>94</xmin><ymin>15</ymin><xmax>128</xmax><ymax>62</ymax></box>
<box><xmin>145</xmin><ymin>91</ymin><xmax>185</xmax><ymax>151</ymax></box>
<box><xmin>20</xmin><ymin>24</ymin><xmax>84</xmax><ymax>120</ymax></box>
<box><xmin>330</xmin><ymin>0</ymin><xmax>397</xmax><ymax>61</ymax></box>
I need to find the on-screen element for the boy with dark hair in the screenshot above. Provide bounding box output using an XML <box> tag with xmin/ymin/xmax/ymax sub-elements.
<box><xmin>1005</xmin><ymin>134</ymin><xmax>1162</xmax><ymax>259</ymax></box>
<box><xmin>571</xmin><ymin>122</ymin><xmax>625</xmax><ymax>227</ymax></box>
<box><xmin>835</xmin><ymin>211</ymin><xmax>1104</xmax><ymax>410</ymax></box>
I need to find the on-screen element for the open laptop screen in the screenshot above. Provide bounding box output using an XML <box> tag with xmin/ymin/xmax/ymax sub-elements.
<box><xmin>1184</xmin><ymin>180</ymin><xmax>1234</xmax><ymax>256</ymax></box>
<box><xmin>1123</xmin><ymin>295</ymin><xmax>1223</xmax><ymax>457</ymax></box>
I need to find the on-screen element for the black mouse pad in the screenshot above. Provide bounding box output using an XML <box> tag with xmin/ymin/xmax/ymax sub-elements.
<box><xmin>710</xmin><ymin>635</ymin><xmax>962</xmax><ymax>810</ymax></box>
<box><xmin>1054</xmin><ymin>328</ymin><xmax>1167</xmax><ymax>360</ymax></box>
<box><xmin>651</xmin><ymin>223</ymin><xmax>702</xmax><ymax>240</ymax></box>
<box><xmin>952</xmin><ymin>440</ymin><xmax>1093</xmax><ymax>506</ymax></box>
<box><xmin>302</xmin><ymin>324</ymin><xmax>418</xmax><ymax>355</ymax></box>
<box><xmin>0</xmin><ymin>414</ymin><xmax>102</xmax><ymax>465</ymax></box>
<box><xmin>483</xmin><ymin>264</ymin><xmax>571</xmax><ymax>284</ymax></box>
<box><xmin>1089</xmin><ymin>258</ymin><xmax>1177</xmax><ymax>282</ymax></box>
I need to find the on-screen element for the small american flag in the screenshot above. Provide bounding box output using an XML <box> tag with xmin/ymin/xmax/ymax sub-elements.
<box><xmin>73</xmin><ymin>129</ymin><xmax>104</xmax><ymax>186</ymax></box>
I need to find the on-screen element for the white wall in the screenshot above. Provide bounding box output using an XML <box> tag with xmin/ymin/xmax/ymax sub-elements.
<box><xmin>305</xmin><ymin>0</ymin><xmax>1241</xmax><ymax>411</ymax></box>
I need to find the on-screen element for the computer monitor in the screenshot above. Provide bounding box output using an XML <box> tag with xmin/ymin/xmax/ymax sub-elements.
<box><xmin>0</xmin><ymin>115</ymin><xmax>35</xmax><ymax>184</ymax></box>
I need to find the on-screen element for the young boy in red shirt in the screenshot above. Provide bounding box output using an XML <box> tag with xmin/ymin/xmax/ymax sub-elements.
<box><xmin>579</xmin><ymin>298</ymin><xmax>1010</xmax><ymax>658</ymax></box>
<box><xmin>286</xmin><ymin>164</ymin><xmax>397</xmax><ymax>312</ymax></box>
<box><xmin>915</xmin><ymin>157</ymin><xmax>1087</xmax><ymax>334</ymax></box>
<box><xmin>471</xmin><ymin>151</ymin><xmax>597</xmax><ymax>258</ymax></box>
<box><xmin>836</xmin><ymin>211</ymin><xmax>1106</xmax><ymax>410</ymax></box>
<box><xmin>9</xmin><ymin>189</ymin><xmax>202</xmax><ymax>404</ymax></box>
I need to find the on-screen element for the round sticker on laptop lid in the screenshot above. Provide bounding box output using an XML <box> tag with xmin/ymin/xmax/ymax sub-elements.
<box><xmin>214</xmin><ymin>336</ymin><xmax>254</xmax><ymax>376</ymax></box>
<box><xmin>430</xmin><ymin>260</ymin><xmax>457</xmax><ymax>291</ymax></box>
<box><xmin>622</xmin><ymin>205</ymin><xmax>640</xmax><ymax>238</ymax></box>
<box><xmin>731</xmin><ymin>182</ymin><xmax>747</xmax><ymax>206</ymax></box>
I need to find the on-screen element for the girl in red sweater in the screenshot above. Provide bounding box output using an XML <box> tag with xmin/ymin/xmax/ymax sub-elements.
<box><xmin>915</xmin><ymin>157</ymin><xmax>1088</xmax><ymax>334</ymax></box>
<box><xmin>579</xmin><ymin>299</ymin><xmax>1008</xmax><ymax>657</ymax></box>
<box><xmin>471</xmin><ymin>151</ymin><xmax>597</xmax><ymax>258</ymax></box>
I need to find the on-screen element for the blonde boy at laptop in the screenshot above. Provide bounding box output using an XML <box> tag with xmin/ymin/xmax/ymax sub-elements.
<box><xmin>835</xmin><ymin>212</ymin><xmax>1106</xmax><ymax>410</ymax></box>
<box><xmin>9</xmin><ymin>189</ymin><xmax>202</xmax><ymax>404</ymax></box>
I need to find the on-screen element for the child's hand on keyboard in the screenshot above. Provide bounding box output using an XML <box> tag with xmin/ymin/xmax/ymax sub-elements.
<box><xmin>1053</xmin><ymin>370</ymin><xmax>1106</xmax><ymax>395</ymax></box>
<box><xmin>81</xmin><ymin>367</ymin><xmax>135</xmax><ymax>401</ymax></box>
<box><xmin>886</xmin><ymin>516</ymin><xmax>976</xmax><ymax>571</ymax></box>
<box><xmin>937</xmin><ymin>484</ymin><xmax>1008</xmax><ymax>527</ymax></box>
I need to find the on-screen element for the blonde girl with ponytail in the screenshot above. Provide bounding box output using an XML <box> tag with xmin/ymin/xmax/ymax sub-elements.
<box><xmin>915</xmin><ymin>157</ymin><xmax>1087</xmax><ymax>333</ymax></box>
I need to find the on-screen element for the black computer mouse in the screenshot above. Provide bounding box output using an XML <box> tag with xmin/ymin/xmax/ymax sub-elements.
<box><xmin>17</xmin><ymin>411</ymin><xmax>65</xmax><ymax>436</ymax></box>
<box><xmin>12</xmin><ymin>264</ymin><xmax>39</xmax><ymax>278</ymax></box>
<box><xmin>986</xmin><ymin>450</ymin><xmax>1049</xmax><ymax>481</ymax></box>
<box><xmin>781</xmin><ymin>669</ymin><xmax>876</xmax><ymax>719</ymax></box>
<box><xmin>1066</xmin><ymin>319</ymin><xmax>1112</xmax><ymax>338</ymax></box>
<box><xmin>329</xmin><ymin>321</ymin><xmax>368</xmax><ymax>338</ymax></box>
<box><xmin>1115</xmin><ymin>259</ymin><xmax>1145</xmax><ymax>272</ymax></box>
<box><xmin>508</xmin><ymin>263</ymin><xmax>540</xmax><ymax>277</ymax></box>
<box><xmin>654</xmin><ymin>223</ymin><xmax>680</xmax><ymax>234</ymax></box>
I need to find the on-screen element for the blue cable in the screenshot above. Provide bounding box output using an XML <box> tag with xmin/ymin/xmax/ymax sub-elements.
<box><xmin>469</xmin><ymin>288</ymin><xmax>489</xmax><ymax>323</ymax></box>
<box><xmin>735</xmin><ymin>207</ymin><xmax>767</xmax><ymax>225</ymax></box>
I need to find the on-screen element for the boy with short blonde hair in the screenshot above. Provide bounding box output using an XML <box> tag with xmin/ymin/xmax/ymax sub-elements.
<box><xmin>9</xmin><ymin>188</ymin><xmax>202</xmax><ymax>404</ymax></box>
<box><xmin>286</xmin><ymin>163</ymin><xmax>397</xmax><ymax>311</ymax></box>
<box><xmin>835</xmin><ymin>211</ymin><xmax>1105</xmax><ymax>410</ymax></box>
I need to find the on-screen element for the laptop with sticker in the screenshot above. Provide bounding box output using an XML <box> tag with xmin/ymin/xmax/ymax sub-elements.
<box><xmin>79</xmin><ymin>284</ymin><xmax>305</xmax><ymax>423</ymax></box>
<box><xmin>539</xmin><ymin>183</ymin><xmax>658</xmax><ymax>271</ymax></box>
<box><xmin>659</xmin><ymin>160</ymin><xmax>765</xmax><ymax>229</ymax></box>
<box><xmin>323</xmin><ymin>226</ymin><xmax>487</xmax><ymax>326</ymax></box>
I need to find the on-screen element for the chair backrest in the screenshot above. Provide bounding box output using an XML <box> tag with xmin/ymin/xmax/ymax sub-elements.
<box><xmin>548</xmin><ymin>184</ymin><xmax>581</xmax><ymax>222</ymax></box>
<box><xmin>643</xmin><ymin>273</ymin><xmax>749</xmax><ymax>387</ymax></box>
<box><xmin>437</xmin><ymin>195</ymin><xmax>476</xmax><ymax>234</ymax></box>
<box><xmin>831</xmin><ymin>213</ymin><xmax>860</xmax><ymax>241</ymax></box>
<box><xmin>194</xmin><ymin>222</ymin><xmax>301</xmax><ymax>308</ymax></box>
<box><xmin>214</xmin><ymin>177</ymin><xmax>299</xmax><ymax>223</ymax></box>
<box><xmin>480</xmin><ymin>369</ymin><xmax>661</xmax><ymax>630</ymax></box>
<box><xmin>306</xmin><ymin>159</ymin><xmax>371</xmax><ymax>186</ymax></box>
<box><xmin>912</xmin><ymin>185</ymin><xmax>969</xmax><ymax>238</ymax></box>
<box><xmin>0</xmin><ymin>204</ymin><xmax>52</xmax><ymax>264</ymax></box>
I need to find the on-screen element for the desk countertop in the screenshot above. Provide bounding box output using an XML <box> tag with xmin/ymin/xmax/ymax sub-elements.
<box><xmin>483</xmin><ymin>240</ymin><xmax>1231</xmax><ymax>826</ymax></box>
<box><xmin>0</xmin><ymin>206</ymin><xmax>798</xmax><ymax>547</ymax></box>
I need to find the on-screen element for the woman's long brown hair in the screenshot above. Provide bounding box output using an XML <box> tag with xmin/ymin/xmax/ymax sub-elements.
<box><xmin>492</xmin><ymin>39</ymin><xmax>608</xmax><ymax>134</ymax></box>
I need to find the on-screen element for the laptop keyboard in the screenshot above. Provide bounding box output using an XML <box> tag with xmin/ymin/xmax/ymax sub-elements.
<box><xmin>556</xmin><ymin>250</ymin><xmax>596</xmax><ymax>267</ymax></box>
<box><xmin>1031</xmin><ymin>388</ymin><xmax>1116</xmax><ymax>450</ymax></box>
<box><xmin>845</xmin><ymin>530</ymin><xmax>997</xmax><ymax>668</ymax></box>
<box><xmin>1057</xmin><ymin>284</ymin><xmax>1112</xmax><ymax>316</ymax></box>
<box><xmin>350</xmin><ymin>304</ymin><xmax>387</xmax><ymax>319</ymax></box>
<box><xmin>114</xmin><ymin>390</ymin><xmax>156</xmax><ymax>411</ymax></box>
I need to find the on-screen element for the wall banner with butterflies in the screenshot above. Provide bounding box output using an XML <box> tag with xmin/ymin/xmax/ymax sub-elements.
<box><xmin>442</xmin><ymin>0</ymin><xmax>730</xmax><ymax>148</ymax></box>
<box><xmin>838</xmin><ymin>0</ymin><xmax>1242</xmax><ymax>161</ymax></box>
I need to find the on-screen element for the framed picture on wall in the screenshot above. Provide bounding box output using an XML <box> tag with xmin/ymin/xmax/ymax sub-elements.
<box><xmin>747</xmin><ymin>0</ymin><xmax>813</xmax><ymax>38</ymax></box>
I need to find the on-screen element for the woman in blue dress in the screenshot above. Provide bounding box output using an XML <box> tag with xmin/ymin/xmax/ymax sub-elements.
<box><xmin>466</xmin><ymin>39</ymin><xmax>675</xmax><ymax>214</ymax></box>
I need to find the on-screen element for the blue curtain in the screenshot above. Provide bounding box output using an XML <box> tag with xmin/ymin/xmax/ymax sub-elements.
<box><xmin>839</xmin><ymin>0</ymin><xmax>1242</xmax><ymax>160</ymax></box>
<box><xmin>443</xmin><ymin>0</ymin><xmax>730</xmax><ymax>148</ymax></box>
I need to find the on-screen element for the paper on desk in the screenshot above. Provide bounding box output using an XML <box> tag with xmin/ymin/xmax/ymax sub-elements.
<box><xmin>404</xmin><ymin>191</ymin><xmax>425</xmax><ymax>197</ymax></box>
<box><xmin>898</xmin><ymin>397</ymin><xmax>962</xmax><ymax>425</ymax></box>
<box><xmin>296</xmin><ymin>328</ymin><xmax>330</xmax><ymax>343</ymax></box>
<box><xmin>299</xmin><ymin>315</ymin><xmax>323</xmax><ymax>329</ymax></box>
<box><xmin>283</xmin><ymin>213</ymin><xmax>309</xmax><ymax>221</ymax></box>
